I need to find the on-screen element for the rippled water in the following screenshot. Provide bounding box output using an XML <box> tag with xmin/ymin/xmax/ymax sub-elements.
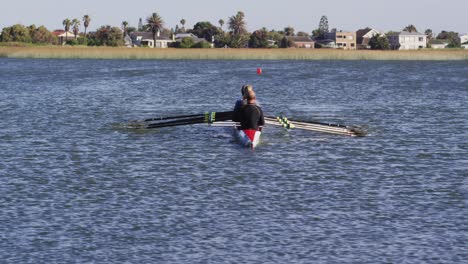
<box><xmin>0</xmin><ymin>58</ymin><xmax>467</xmax><ymax>263</ymax></box>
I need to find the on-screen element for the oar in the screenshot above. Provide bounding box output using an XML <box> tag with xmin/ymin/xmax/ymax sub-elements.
<box><xmin>265</xmin><ymin>116</ymin><xmax>365</xmax><ymax>136</ymax></box>
<box><xmin>129</xmin><ymin>111</ymin><xmax>234</xmax><ymax>129</ymax></box>
<box><xmin>138</xmin><ymin>111</ymin><xmax>233</xmax><ymax>122</ymax></box>
<box><xmin>265</xmin><ymin>115</ymin><xmax>348</xmax><ymax>128</ymax></box>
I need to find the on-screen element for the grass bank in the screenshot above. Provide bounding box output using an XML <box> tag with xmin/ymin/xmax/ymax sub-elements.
<box><xmin>1</xmin><ymin>46</ymin><xmax>467</xmax><ymax>60</ymax></box>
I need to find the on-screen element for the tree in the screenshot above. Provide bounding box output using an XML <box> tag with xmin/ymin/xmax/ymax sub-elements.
<box><xmin>219</xmin><ymin>19</ymin><xmax>224</xmax><ymax>30</ymax></box>
<box><xmin>90</xmin><ymin>25</ymin><xmax>124</xmax><ymax>46</ymax></box>
<box><xmin>63</xmin><ymin>18</ymin><xmax>72</xmax><ymax>39</ymax></box>
<box><xmin>284</xmin><ymin>26</ymin><xmax>295</xmax><ymax>36</ymax></box>
<box><xmin>249</xmin><ymin>28</ymin><xmax>269</xmax><ymax>48</ymax></box>
<box><xmin>126</xmin><ymin>27</ymin><xmax>137</xmax><ymax>34</ymax></box>
<box><xmin>31</xmin><ymin>25</ymin><xmax>55</xmax><ymax>44</ymax></box>
<box><xmin>318</xmin><ymin>16</ymin><xmax>329</xmax><ymax>35</ymax></box>
<box><xmin>180</xmin><ymin>19</ymin><xmax>186</xmax><ymax>32</ymax></box>
<box><xmin>83</xmin><ymin>15</ymin><xmax>91</xmax><ymax>36</ymax></box>
<box><xmin>189</xmin><ymin>21</ymin><xmax>220</xmax><ymax>42</ymax></box>
<box><xmin>403</xmin><ymin>24</ymin><xmax>417</xmax><ymax>32</ymax></box>
<box><xmin>280</xmin><ymin>36</ymin><xmax>293</xmax><ymax>48</ymax></box>
<box><xmin>122</xmin><ymin>21</ymin><xmax>129</xmax><ymax>36</ymax></box>
<box><xmin>192</xmin><ymin>40</ymin><xmax>211</xmax><ymax>48</ymax></box>
<box><xmin>229</xmin><ymin>11</ymin><xmax>247</xmax><ymax>36</ymax></box>
<box><xmin>0</xmin><ymin>24</ymin><xmax>32</xmax><ymax>42</ymax></box>
<box><xmin>72</xmin><ymin>18</ymin><xmax>80</xmax><ymax>38</ymax></box>
<box><xmin>229</xmin><ymin>34</ymin><xmax>250</xmax><ymax>48</ymax></box>
<box><xmin>297</xmin><ymin>31</ymin><xmax>309</xmax><ymax>37</ymax></box>
<box><xmin>146</xmin><ymin>12</ymin><xmax>164</xmax><ymax>48</ymax></box>
<box><xmin>437</xmin><ymin>31</ymin><xmax>460</xmax><ymax>48</ymax></box>
<box><xmin>178</xmin><ymin>36</ymin><xmax>195</xmax><ymax>48</ymax></box>
<box><xmin>267</xmin><ymin>30</ymin><xmax>284</xmax><ymax>47</ymax></box>
<box><xmin>368</xmin><ymin>34</ymin><xmax>390</xmax><ymax>50</ymax></box>
<box><xmin>425</xmin><ymin>29</ymin><xmax>433</xmax><ymax>39</ymax></box>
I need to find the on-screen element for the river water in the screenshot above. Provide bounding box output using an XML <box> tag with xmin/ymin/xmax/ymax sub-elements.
<box><xmin>0</xmin><ymin>58</ymin><xmax>467</xmax><ymax>263</ymax></box>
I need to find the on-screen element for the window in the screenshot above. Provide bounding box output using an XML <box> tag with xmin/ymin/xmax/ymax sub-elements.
<box><xmin>419</xmin><ymin>37</ymin><xmax>424</xmax><ymax>42</ymax></box>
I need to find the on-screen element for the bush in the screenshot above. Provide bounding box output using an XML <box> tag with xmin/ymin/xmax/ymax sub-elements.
<box><xmin>178</xmin><ymin>37</ymin><xmax>195</xmax><ymax>48</ymax></box>
<box><xmin>66</xmin><ymin>39</ymin><xmax>79</xmax><ymax>46</ymax></box>
<box><xmin>192</xmin><ymin>40</ymin><xmax>211</xmax><ymax>48</ymax></box>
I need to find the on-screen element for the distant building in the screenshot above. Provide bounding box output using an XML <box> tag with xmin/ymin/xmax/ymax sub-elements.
<box><xmin>52</xmin><ymin>30</ymin><xmax>78</xmax><ymax>45</ymax></box>
<box><xmin>459</xmin><ymin>34</ymin><xmax>468</xmax><ymax>45</ymax></box>
<box><xmin>356</xmin><ymin>28</ymin><xmax>384</xmax><ymax>49</ymax></box>
<box><xmin>129</xmin><ymin>31</ymin><xmax>174</xmax><ymax>48</ymax></box>
<box><xmin>287</xmin><ymin>36</ymin><xmax>315</xmax><ymax>48</ymax></box>
<box><xmin>429</xmin><ymin>39</ymin><xmax>450</xmax><ymax>49</ymax></box>
<box><xmin>175</xmin><ymin>33</ymin><xmax>204</xmax><ymax>43</ymax></box>
<box><xmin>388</xmin><ymin>31</ymin><xmax>427</xmax><ymax>50</ymax></box>
<box><xmin>327</xmin><ymin>31</ymin><xmax>357</xmax><ymax>50</ymax></box>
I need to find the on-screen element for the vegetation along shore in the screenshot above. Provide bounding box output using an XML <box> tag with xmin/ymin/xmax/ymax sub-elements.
<box><xmin>0</xmin><ymin>46</ymin><xmax>467</xmax><ymax>60</ymax></box>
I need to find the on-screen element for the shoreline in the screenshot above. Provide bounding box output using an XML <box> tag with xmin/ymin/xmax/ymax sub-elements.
<box><xmin>1</xmin><ymin>46</ymin><xmax>467</xmax><ymax>60</ymax></box>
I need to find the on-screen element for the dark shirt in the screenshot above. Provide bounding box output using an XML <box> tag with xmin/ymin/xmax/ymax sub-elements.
<box><xmin>233</xmin><ymin>103</ymin><xmax>265</xmax><ymax>130</ymax></box>
<box><xmin>233</xmin><ymin>99</ymin><xmax>245</xmax><ymax>113</ymax></box>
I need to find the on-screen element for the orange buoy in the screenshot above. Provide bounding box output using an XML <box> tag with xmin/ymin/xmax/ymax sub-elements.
<box><xmin>257</xmin><ymin>68</ymin><xmax>262</xmax><ymax>75</ymax></box>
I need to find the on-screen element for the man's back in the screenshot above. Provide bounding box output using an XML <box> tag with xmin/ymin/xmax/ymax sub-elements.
<box><xmin>234</xmin><ymin>104</ymin><xmax>265</xmax><ymax>130</ymax></box>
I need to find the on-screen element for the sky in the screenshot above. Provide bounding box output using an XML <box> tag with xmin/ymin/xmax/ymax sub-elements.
<box><xmin>1</xmin><ymin>0</ymin><xmax>467</xmax><ymax>34</ymax></box>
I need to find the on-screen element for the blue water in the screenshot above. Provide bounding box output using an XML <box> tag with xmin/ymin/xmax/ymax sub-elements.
<box><xmin>0</xmin><ymin>58</ymin><xmax>467</xmax><ymax>263</ymax></box>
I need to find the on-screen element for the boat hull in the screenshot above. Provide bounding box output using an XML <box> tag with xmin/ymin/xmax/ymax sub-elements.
<box><xmin>233</xmin><ymin>128</ymin><xmax>261</xmax><ymax>148</ymax></box>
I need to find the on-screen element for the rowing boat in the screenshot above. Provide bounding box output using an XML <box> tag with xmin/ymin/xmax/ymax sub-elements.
<box><xmin>233</xmin><ymin>127</ymin><xmax>262</xmax><ymax>149</ymax></box>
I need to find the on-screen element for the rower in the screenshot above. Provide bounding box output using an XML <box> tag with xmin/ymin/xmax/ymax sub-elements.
<box><xmin>233</xmin><ymin>88</ymin><xmax>264</xmax><ymax>131</ymax></box>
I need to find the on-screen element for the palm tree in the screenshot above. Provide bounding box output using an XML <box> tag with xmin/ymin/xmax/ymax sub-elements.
<box><xmin>62</xmin><ymin>18</ymin><xmax>72</xmax><ymax>43</ymax></box>
<box><xmin>180</xmin><ymin>18</ymin><xmax>186</xmax><ymax>32</ymax></box>
<box><xmin>83</xmin><ymin>15</ymin><xmax>91</xmax><ymax>36</ymax></box>
<box><xmin>72</xmin><ymin>18</ymin><xmax>80</xmax><ymax>38</ymax></box>
<box><xmin>146</xmin><ymin>12</ymin><xmax>164</xmax><ymax>48</ymax></box>
<box><xmin>219</xmin><ymin>19</ymin><xmax>224</xmax><ymax>30</ymax></box>
<box><xmin>122</xmin><ymin>21</ymin><xmax>129</xmax><ymax>37</ymax></box>
<box><xmin>228</xmin><ymin>11</ymin><xmax>247</xmax><ymax>36</ymax></box>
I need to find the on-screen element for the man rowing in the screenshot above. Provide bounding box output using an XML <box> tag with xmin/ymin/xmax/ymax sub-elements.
<box><xmin>233</xmin><ymin>86</ymin><xmax>264</xmax><ymax>131</ymax></box>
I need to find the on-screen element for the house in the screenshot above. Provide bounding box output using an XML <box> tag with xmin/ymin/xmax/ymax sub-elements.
<box><xmin>388</xmin><ymin>31</ymin><xmax>427</xmax><ymax>50</ymax></box>
<box><xmin>459</xmin><ymin>34</ymin><xmax>468</xmax><ymax>44</ymax></box>
<box><xmin>356</xmin><ymin>28</ymin><xmax>384</xmax><ymax>49</ymax></box>
<box><xmin>429</xmin><ymin>39</ymin><xmax>450</xmax><ymax>49</ymax></box>
<box><xmin>326</xmin><ymin>31</ymin><xmax>357</xmax><ymax>50</ymax></box>
<box><xmin>287</xmin><ymin>36</ymin><xmax>315</xmax><ymax>48</ymax></box>
<box><xmin>52</xmin><ymin>30</ymin><xmax>78</xmax><ymax>45</ymax></box>
<box><xmin>129</xmin><ymin>31</ymin><xmax>174</xmax><ymax>48</ymax></box>
<box><xmin>459</xmin><ymin>34</ymin><xmax>468</xmax><ymax>49</ymax></box>
<box><xmin>175</xmin><ymin>33</ymin><xmax>204</xmax><ymax>43</ymax></box>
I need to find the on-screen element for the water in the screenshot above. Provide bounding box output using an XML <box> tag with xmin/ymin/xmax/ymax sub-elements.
<box><xmin>0</xmin><ymin>58</ymin><xmax>467</xmax><ymax>263</ymax></box>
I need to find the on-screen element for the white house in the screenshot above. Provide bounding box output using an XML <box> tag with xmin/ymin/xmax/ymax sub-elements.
<box><xmin>459</xmin><ymin>34</ymin><xmax>468</xmax><ymax>44</ymax></box>
<box><xmin>129</xmin><ymin>31</ymin><xmax>174</xmax><ymax>48</ymax></box>
<box><xmin>429</xmin><ymin>39</ymin><xmax>450</xmax><ymax>49</ymax></box>
<box><xmin>52</xmin><ymin>30</ymin><xmax>78</xmax><ymax>45</ymax></box>
<box><xmin>388</xmin><ymin>31</ymin><xmax>427</xmax><ymax>50</ymax></box>
<box><xmin>459</xmin><ymin>34</ymin><xmax>468</xmax><ymax>49</ymax></box>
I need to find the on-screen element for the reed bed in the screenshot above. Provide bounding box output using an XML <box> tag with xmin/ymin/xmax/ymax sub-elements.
<box><xmin>1</xmin><ymin>46</ymin><xmax>467</xmax><ymax>60</ymax></box>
